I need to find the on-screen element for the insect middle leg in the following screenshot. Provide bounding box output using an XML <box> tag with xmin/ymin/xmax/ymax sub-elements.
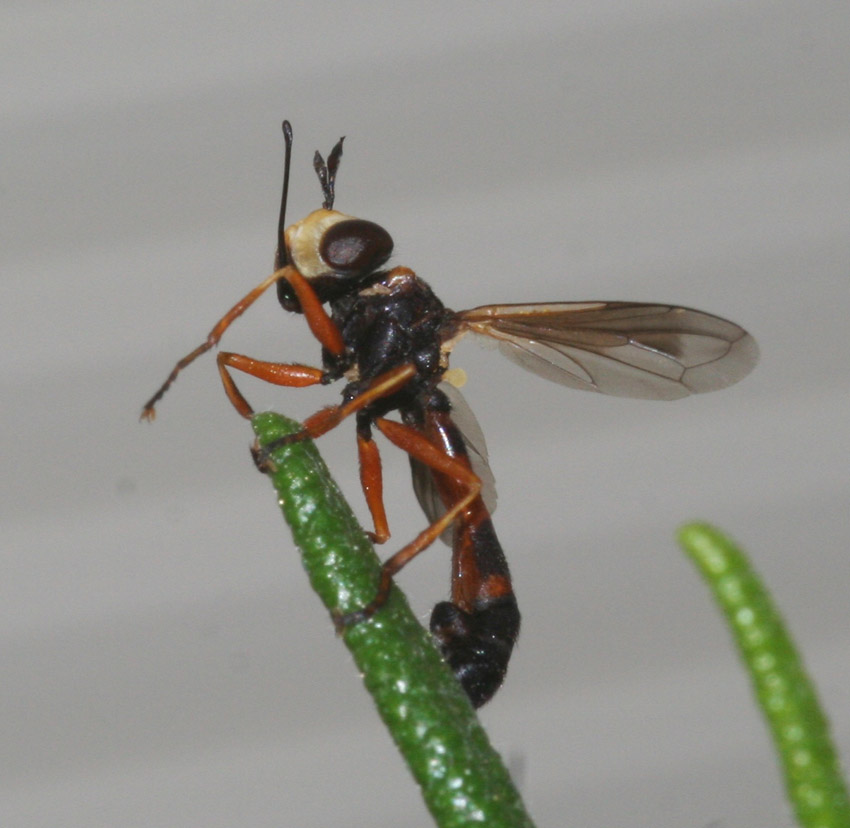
<box><xmin>255</xmin><ymin>363</ymin><xmax>418</xmax><ymax>464</ymax></box>
<box><xmin>356</xmin><ymin>415</ymin><xmax>390</xmax><ymax>544</ymax></box>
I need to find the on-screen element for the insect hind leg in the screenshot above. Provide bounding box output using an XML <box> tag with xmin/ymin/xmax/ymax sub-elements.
<box><xmin>334</xmin><ymin>415</ymin><xmax>483</xmax><ymax>627</ymax></box>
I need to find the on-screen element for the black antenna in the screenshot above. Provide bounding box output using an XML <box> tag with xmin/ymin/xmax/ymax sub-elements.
<box><xmin>313</xmin><ymin>136</ymin><xmax>344</xmax><ymax>209</ymax></box>
<box><xmin>274</xmin><ymin>120</ymin><xmax>294</xmax><ymax>270</ymax></box>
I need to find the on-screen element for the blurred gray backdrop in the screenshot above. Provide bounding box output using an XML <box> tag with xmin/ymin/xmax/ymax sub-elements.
<box><xmin>2</xmin><ymin>2</ymin><xmax>849</xmax><ymax>826</ymax></box>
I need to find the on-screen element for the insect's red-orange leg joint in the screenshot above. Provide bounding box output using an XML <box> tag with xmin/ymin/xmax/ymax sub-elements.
<box><xmin>335</xmin><ymin>416</ymin><xmax>482</xmax><ymax>628</ymax></box>
<box><xmin>215</xmin><ymin>352</ymin><xmax>325</xmax><ymax>419</ymax></box>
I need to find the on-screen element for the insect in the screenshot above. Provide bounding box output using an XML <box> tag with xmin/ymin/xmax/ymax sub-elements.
<box><xmin>142</xmin><ymin>122</ymin><xmax>758</xmax><ymax>707</ymax></box>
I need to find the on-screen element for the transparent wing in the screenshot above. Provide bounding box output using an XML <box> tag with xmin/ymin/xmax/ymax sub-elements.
<box><xmin>410</xmin><ymin>383</ymin><xmax>497</xmax><ymax>546</ymax></box>
<box><xmin>459</xmin><ymin>301</ymin><xmax>758</xmax><ymax>400</ymax></box>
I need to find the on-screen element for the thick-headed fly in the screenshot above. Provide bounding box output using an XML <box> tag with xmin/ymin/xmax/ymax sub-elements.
<box><xmin>142</xmin><ymin>122</ymin><xmax>758</xmax><ymax>707</ymax></box>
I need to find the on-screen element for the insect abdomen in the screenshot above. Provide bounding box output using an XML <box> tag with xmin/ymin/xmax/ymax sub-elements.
<box><xmin>430</xmin><ymin>594</ymin><xmax>521</xmax><ymax>708</ymax></box>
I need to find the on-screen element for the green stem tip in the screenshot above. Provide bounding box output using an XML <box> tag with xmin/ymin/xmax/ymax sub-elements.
<box><xmin>251</xmin><ymin>411</ymin><xmax>534</xmax><ymax>828</ymax></box>
<box><xmin>679</xmin><ymin>522</ymin><xmax>850</xmax><ymax>828</ymax></box>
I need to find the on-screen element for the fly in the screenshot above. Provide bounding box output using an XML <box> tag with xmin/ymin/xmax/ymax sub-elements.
<box><xmin>142</xmin><ymin>122</ymin><xmax>758</xmax><ymax>706</ymax></box>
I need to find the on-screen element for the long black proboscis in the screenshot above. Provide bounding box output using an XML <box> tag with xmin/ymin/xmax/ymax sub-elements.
<box><xmin>275</xmin><ymin>120</ymin><xmax>294</xmax><ymax>270</ymax></box>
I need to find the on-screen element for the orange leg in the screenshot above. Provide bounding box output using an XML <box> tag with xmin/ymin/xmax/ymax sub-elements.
<box><xmin>216</xmin><ymin>352</ymin><xmax>325</xmax><ymax>418</ymax></box>
<box><xmin>284</xmin><ymin>267</ymin><xmax>345</xmax><ymax>357</ymax></box>
<box><xmin>141</xmin><ymin>264</ymin><xmax>343</xmax><ymax>420</ymax></box>
<box><xmin>336</xmin><ymin>416</ymin><xmax>482</xmax><ymax>627</ymax></box>
<box><xmin>357</xmin><ymin>433</ymin><xmax>390</xmax><ymax>544</ymax></box>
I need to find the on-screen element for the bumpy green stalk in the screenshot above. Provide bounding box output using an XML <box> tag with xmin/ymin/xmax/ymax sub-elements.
<box><xmin>680</xmin><ymin>523</ymin><xmax>850</xmax><ymax>828</ymax></box>
<box><xmin>252</xmin><ymin>412</ymin><xmax>534</xmax><ymax>828</ymax></box>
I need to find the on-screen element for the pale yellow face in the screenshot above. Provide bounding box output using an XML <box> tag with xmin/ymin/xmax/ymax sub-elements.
<box><xmin>283</xmin><ymin>208</ymin><xmax>356</xmax><ymax>279</ymax></box>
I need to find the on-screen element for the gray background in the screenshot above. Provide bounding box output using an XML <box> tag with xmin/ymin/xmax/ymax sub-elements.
<box><xmin>3</xmin><ymin>2</ymin><xmax>849</xmax><ymax>826</ymax></box>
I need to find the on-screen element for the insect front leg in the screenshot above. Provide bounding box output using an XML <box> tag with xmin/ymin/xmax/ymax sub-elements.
<box><xmin>141</xmin><ymin>263</ymin><xmax>342</xmax><ymax>420</ymax></box>
<box><xmin>283</xmin><ymin>267</ymin><xmax>345</xmax><ymax>356</ymax></box>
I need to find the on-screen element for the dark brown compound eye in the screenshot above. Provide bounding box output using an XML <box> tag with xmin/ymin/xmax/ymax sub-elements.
<box><xmin>320</xmin><ymin>219</ymin><xmax>393</xmax><ymax>275</ymax></box>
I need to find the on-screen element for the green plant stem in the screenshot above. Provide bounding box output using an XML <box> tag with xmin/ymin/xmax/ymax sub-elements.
<box><xmin>679</xmin><ymin>523</ymin><xmax>850</xmax><ymax>828</ymax></box>
<box><xmin>252</xmin><ymin>411</ymin><xmax>534</xmax><ymax>828</ymax></box>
